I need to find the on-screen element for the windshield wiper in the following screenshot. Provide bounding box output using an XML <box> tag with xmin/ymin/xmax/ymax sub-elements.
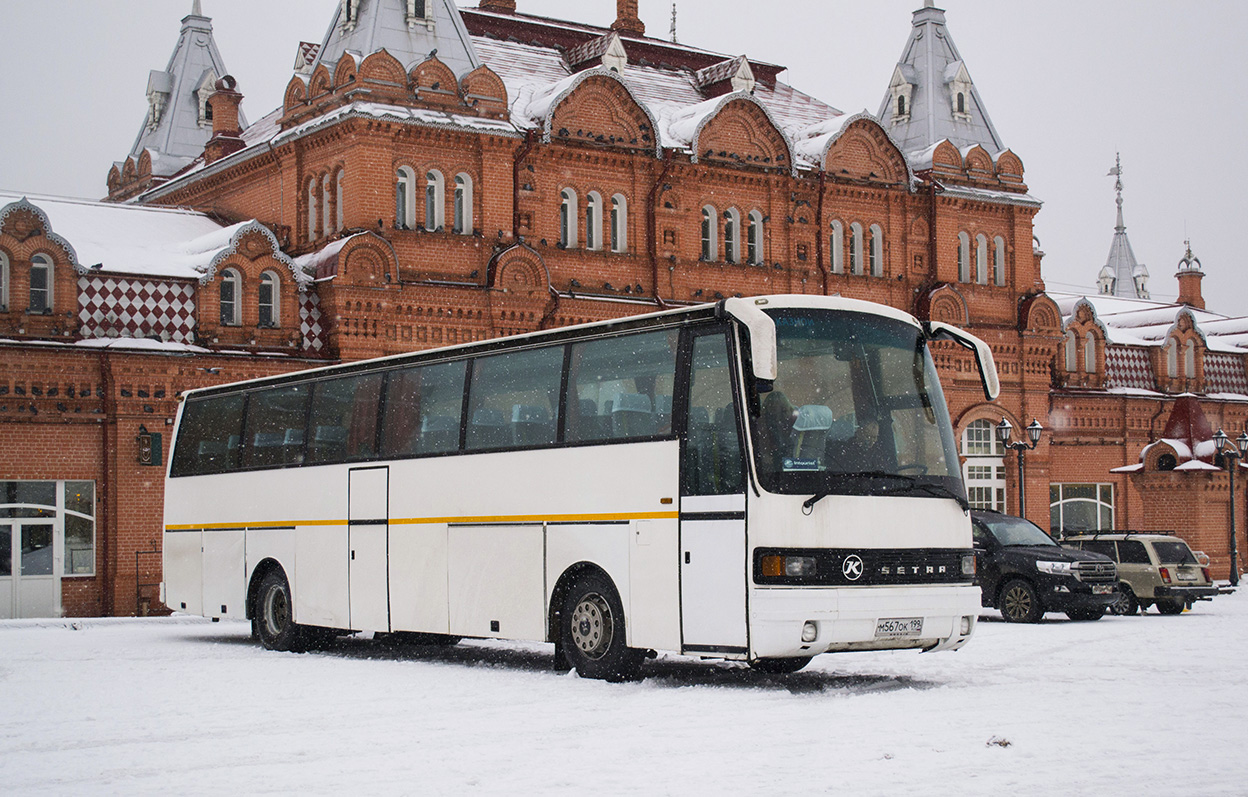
<box><xmin>803</xmin><ymin>472</ymin><xmax>969</xmax><ymax>513</ymax></box>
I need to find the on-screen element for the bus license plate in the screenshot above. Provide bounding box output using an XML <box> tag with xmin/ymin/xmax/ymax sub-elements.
<box><xmin>875</xmin><ymin>617</ymin><xmax>923</xmax><ymax>638</ymax></box>
<box><xmin>1092</xmin><ymin>585</ymin><xmax>1113</xmax><ymax>594</ymax></box>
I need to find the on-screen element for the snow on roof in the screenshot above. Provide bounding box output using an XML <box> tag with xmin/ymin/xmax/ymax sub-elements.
<box><xmin>1051</xmin><ymin>292</ymin><xmax>1246</xmax><ymax>353</ymax></box>
<box><xmin>0</xmin><ymin>191</ymin><xmax>231</xmax><ymax>279</ymax></box>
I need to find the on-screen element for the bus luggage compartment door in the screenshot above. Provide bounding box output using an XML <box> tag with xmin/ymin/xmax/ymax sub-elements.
<box><xmin>348</xmin><ymin>467</ymin><xmax>390</xmax><ymax>632</ymax></box>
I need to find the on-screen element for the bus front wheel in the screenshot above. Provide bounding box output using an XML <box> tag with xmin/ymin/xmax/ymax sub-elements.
<box><xmin>561</xmin><ymin>572</ymin><xmax>643</xmax><ymax>682</ymax></box>
<box><xmin>254</xmin><ymin>569</ymin><xmax>304</xmax><ymax>652</ymax></box>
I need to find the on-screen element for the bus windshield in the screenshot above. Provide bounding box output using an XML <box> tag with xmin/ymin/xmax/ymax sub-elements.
<box><xmin>752</xmin><ymin>309</ymin><xmax>964</xmax><ymax>502</ymax></box>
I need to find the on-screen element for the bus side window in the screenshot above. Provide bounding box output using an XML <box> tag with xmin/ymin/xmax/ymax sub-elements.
<box><xmin>307</xmin><ymin>372</ymin><xmax>384</xmax><ymax>465</ymax></box>
<box><xmin>381</xmin><ymin>360</ymin><xmax>467</xmax><ymax>458</ymax></box>
<box><xmin>170</xmin><ymin>393</ymin><xmax>244</xmax><ymax>476</ymax></box>
<box><xmin>242</xmin><ymin>384</ymin><xmax>310</xmax><ymax>470</ymax></box>
<box><xmin>566</xmin><ymin>329</ymin><xmax>678</xmax><ymax>444</ymax></box>
<box><xmin>682</xmin><ymin>332</ymin><xmax>744</xmax><ymax>496</ymax></box>
<box><xmin>465</xmin><ymin>346</ymin><xmax>563</xmax><ymax>451</ymax></box>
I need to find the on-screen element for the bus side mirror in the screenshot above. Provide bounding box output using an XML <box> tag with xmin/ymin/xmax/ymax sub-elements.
<box><xmin>924</xmin><ymin>321</ymin><xmax>1000</xmax><ymax>401</ymax></box>
<box><xmin>721</xmin><ymin>298</ymin><xmax>777</xmax><ymax>382</ymax></box>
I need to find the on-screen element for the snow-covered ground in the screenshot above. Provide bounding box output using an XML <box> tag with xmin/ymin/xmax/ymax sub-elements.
<box><xmin>2</xmin><ymin>595</ymin><xmax>1246</xmax><ymax>796</ymax></box>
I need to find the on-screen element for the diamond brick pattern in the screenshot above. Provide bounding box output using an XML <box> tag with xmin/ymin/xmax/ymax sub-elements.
<box><xmin>1105</xmin><ymin>346</ymin><xmax>1155</xmax><ymax>391</ymax></box>
<box><xmin>300</xmin><ymin>288</ymin><xmax>325</xmax><ymax>353</ymax></box>
<box><xmin>1205</xmin><ymin>353</ymin><xmax>1248</xmax><ymax>396</ymax></box>
<box><xmin>78</xmin><ymin>275</ymin><xmax>196</xmax><ymax>344</ymax></box>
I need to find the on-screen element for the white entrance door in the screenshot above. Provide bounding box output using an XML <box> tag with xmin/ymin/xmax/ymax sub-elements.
<box><xmin>348</xmin><ymin>467</ymin><xmax>390</xmax><ymax>632</ymax></box>
<box><xmin>0</xmin><ymin>522</ymin><xmax>60</xmax><ymax>619</ymax></box>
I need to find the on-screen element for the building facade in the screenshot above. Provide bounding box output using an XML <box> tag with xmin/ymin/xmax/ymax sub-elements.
<box><xmin>1</xmin><ymin>0</ymin><xmax>1245</xmax><ymax>618</ymax></box>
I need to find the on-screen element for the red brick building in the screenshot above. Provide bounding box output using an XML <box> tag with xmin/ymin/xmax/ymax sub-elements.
<box><xmin>2</xmin><ymin>0</ymin><xmax>1244</xmax><ymax>617</ymax></box>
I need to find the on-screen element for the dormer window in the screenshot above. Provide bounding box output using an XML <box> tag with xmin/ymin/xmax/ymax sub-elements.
<box><xmin>406</xmin><ymin>0</ymin><xmax>432</xmax><ymax>30</ymax></box>
<box><xmin>957</xmin><ymin>93</ymin><xmax>966</xmax><ymax>114</ymax></box>
<box><xmin>888</xmin><ymin>65</ymin><xmax>914</xmax><ymax>125</ymax></box>
<box><xmin>341</xmin><ymin>0</ymin><xmax>361</xmax><ymax>30</ymax></box>
<box><xmin>897</xmin><ymin>95</ymin><xmax>906</xmax><ymax>117</ymax></box>
<box><xmin>946</xmin><ymin>61</ymin><xmax>973</xmax><ymax>121</ymax></box>
<box><xmin>195</xmin><ymin>70</ymin><xmax>219</xmax><ymax>128</ymax></box>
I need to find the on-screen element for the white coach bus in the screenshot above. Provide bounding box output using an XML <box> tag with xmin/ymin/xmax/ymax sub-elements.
<box><xmin>163</xmin><ymin>295</ymin><xmax>999</xmax><ymax>680</ymax></box>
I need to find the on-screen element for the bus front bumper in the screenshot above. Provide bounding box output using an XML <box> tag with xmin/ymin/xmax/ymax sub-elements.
<box><xmin>749</xmin><ymin>584</ymin><xmax>981</xmax><ymax>659</ymax></box>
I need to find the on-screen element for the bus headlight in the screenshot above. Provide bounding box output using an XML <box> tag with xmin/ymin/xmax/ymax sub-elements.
<box><xmin>761</xmin><ymin>555</ymin><xmax>817</xmax><ymax>578</ymax></box>
<box><xmin>961</xmin><ymin>554</ymin><xmax>976</xmax><ymax>576</ymax></box>
<box><xmin>960</xmin><ymin>616</ymin><xmax>973</xmax><ymax>635</ymax></box>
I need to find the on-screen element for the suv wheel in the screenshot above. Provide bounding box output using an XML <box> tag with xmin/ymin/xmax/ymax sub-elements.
<box><xmin>1157</xmin><ymin>599</ymin><xmax>1186</xmax><ymax>615</ymax></box>
<box><xmin>1000</xmin><ymin>579</ymin><xmax>1043</xmax><ymax>623</ymax></box>
<box><xmin>1108</xmin><ymin>586</ymin><xmax>1138</xmax><ymax>616</ymax></box>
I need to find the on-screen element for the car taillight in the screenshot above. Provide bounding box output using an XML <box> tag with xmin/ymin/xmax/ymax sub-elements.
<box><xmin>1159</xmin><ymin>567</ymin><xmax>1172</xmax><ymax>584</ymax></box>
<box><xmin>1202</xmin><ymin>567</ymin><xmax>1212</xmax><ymax>582</ymax></box>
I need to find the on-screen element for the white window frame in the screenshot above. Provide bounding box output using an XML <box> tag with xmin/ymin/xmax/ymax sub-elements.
<box><xmin>723</xmin><ymin>208</ymin><xmax>740</xmax><ymax>264</ymax></box>
<box><xmin>701</xmin><ymin>205</ymin><xmax>718</xmax><ymax>262</ymax></box>
<box><xmin>611</xmin><ymin>193</ymin><xmax>628</xmax><ymax>253</ymax></box>
<box><xmin>560</xmin><ymin>189</ymin><xmax>578</xmax><ymax>248</ymax></box>
<box><xmin>0</xmin><ymin>250</ymin><xmax>8</xmax><ymax>311</ymax></box>
<box><xmin>1050</xmin><ymin>483</ymin><xmax>1115</xmax><ymax>535</ymax></box>
<box><xmin>957</xmin><ymin>232</ymin><xmax>971</xmax><ymax>283</ymax></box>
<box><xmin>335</xmin><ymin>168</ymin><xmax>345</xmax><ymax>232</ymax></box>
<box><xmin>425</xmin><ymin>170</ymin><xmax>445</xmax><ymax>232</ymax></box>
<box><xmin>993</xmin><ymin>236</ymin><xmax>1006</xmax><ymax>286</ymax></box>
<box><xmin>586</xmin><ymin>191</ymin><xmax>602</xmax><ymax>251</ymax></box>
<box><xmin>1064</xmin><ymin>330</ymin><xmax>1077</xmax><ymax>373</ymax></box>
<box><xmin>29</xmin><ymin>253</ymin><xmax>52</xmax><ymax>314</ymax></box>
<box><xmin>258</xmin><ymin>271</ymin><xmax>280</xmax><ymax>329</ymax></box>
<box><xmin>454</xmin><ymin>173</ymin><xmax>473</xmax><ymax>235</ymax></box>
<box><xmin>747</xmin><ymin>210</ymin><xmax>763</xmax><ymax>265</ymax></box>
<box><xmin>307</xmin><ymin>179</ymin><xmax>318</xmax><ymax>242</ymax></box>
<box><xmin>1084</xmin><ymin>331</ymin><xmax>1097</xmax><ymax>375</ymax></box>
<box><xmin>829</xmin><ymin>220</ymin><xmax>844</xmax><ymax>274</ymax></box>
<box><xmin>396</xmin><ymin>167</ymin><xmax>417</xmax><ymax>230</ymax></box>
<box><xmin>1185</xmin><ymin>340</ymin><xmax>1197</xmax><ymax>379</ymax></box>
<box><xmin>849</xmin><ymin>222</ymin><xmax>864</xmax><ymax>275</ymax></box>
<box><xmin>975</xmin><ymin>233</ymin><xmax>988</xmax><ymax>284</ymax></box>
<box><xmin>962</xmin><ymin>419</ymin><xmax>1006</xmax><ymax>513</ymax></box>
<box><xmin>220</xmin><ymin>268</ymin><xmax>241</xmax><ymax>327</ymax></box>
<box><xmin>869</xmin><ymin>224</ymin><xmax>883</xmax><ymax>277</ymax></box>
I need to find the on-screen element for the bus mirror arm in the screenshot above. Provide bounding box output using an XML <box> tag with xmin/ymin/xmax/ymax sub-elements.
<box><xmin>923</xmin><ymin>321</ymin><xmax>1001</xmax><ymax>401</ymax></box>
<box><xmin>720</xmin><ymin>298</ymin><xmax>778</xmax><ymax>382</ymax></box>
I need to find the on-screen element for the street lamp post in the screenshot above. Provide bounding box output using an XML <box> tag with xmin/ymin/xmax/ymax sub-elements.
<box><xmin>1212</xmin><ymin>429</ymin><xmax>1248</xmax><ymax>587</ymax></box>
<box><xmin>997</xmin><ymin>418</ymin><xmax>1043</xmax><ymax>520</ymax></box>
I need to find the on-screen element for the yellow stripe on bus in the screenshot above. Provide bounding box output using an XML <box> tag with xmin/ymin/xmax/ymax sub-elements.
<box><xmin>165</xmin><ymin>510</ymin><xmax>678</xmax><ymax>532</ymax></box>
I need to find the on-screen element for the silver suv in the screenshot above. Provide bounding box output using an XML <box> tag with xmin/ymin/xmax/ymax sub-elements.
<box><xmin>1064</xmin><ymin>533</ymin><xmax>1221</xmax><ymax>615</ymax></box>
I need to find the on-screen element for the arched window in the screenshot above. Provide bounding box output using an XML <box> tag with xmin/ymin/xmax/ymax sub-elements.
<box><xmin>975</xmin><ymin>234</ymin><xmax>988</xmax><ymax>284</ymax></box>
<box><xmin>586</xmin><ymin>191</ymin><xmax>602</xmax><ymax>250</ymax></box>
<box><xmin>962</xmin><ymin>418</ymin><xmax>1006</xmax><ymax>512</ymax></box>
<box><xmin>993</xmin><ymin>236</ymin><xmax>1006</xmax><ymax>286</ymax></box>
<box><xmin>322</xmin><ymin>174</ymin><xmax>333</xmax><ymax>238</ymax></box>
<box><xmin>829</xmin><ymin>220</ymin><xmax>844</xmax><ymax>274</ymax></box>
<box><xmin>1084</xmin><ymin>331</ymin><xmax>1096</xmax><ymax>374</ymax></box>
<box><xmin>747</xmin><ymin>210</ymin><xmax>764</xmax><ymax>265</ymax></box>
<box><xmin>869</xmin><ymin>224</ymin><xmax>883</xmax><ymax>277</ymax></box>
<box><xmin>258</xmin><ymin>271</ymin><xmax>280</xmax><ymax>328</ymax></box>
<box><xmin>957</xmin><ymin>232</ymin><xmax>971</xmax><ymax>282</ymax></box>
<box><xmin>849</xmin><ymin>222</ymin><xmax>864</xmax><ymax>275</ymax></box>
<box><xmin>1064</xmin><ymin>331</ymin><xmax>1077</xmax><ymax>372</ymax></box>
<box><xmin>307</xmin><ymin>179</ymin><xmax>318</xmax><ymax>242</ymax></box>
<box><xmin>560</xmin><ymin>189</ymin><xmax>578</xmax><ymax>248</ymax></box>
<box><xmin>611</xmin><ymin>194</ymin><xmax>628</xmax><ymax>253</ymax></box>
<box><xmin>724</xmin><ymin>208</ymin><xmax>741</xmax><ymax>264</ymax></box>
<box><xmin>454</xmin><ymin>173</ymin><xmax>473</xmax><ymax>235</ymax></box>
<box><xmin>701</xmin><ymin>206</ymin><xmax>718</xmax><ymax>261</ymax></box>
<box><xmin>898</xmin><ymin>95</ymin><xmax>906</xmax><ymax>117</ymax></box>
<box><xmin>1166</xmin><ymin>339</ymin><xmax>1178</xmax><ymax>379</ymax></box>
<box><xmin>0</xmin><ymin>250</ymin><xmax>9</xmax><ymax>312</ymax></box>
<box><xmin>396</xmin><ymin>167</ymin><xmax>416</xmax><ymax>230</ymax></box>
<box><xmin>1184</xmin><ymin>340</ymin><xmax>1196</xmax><ymax>379</ymax></box>
<box><xmin>335</xmin><ymin>168</ymin><xmax>345</xmax><ymax>232</ymax></box>
<box><xmin>425</xmin><ymin>170</ymin><xmax>445</xmax><ymax>232</ymax></box>
<box><xmin>957</xmin><ymin>92</ymin><xmax>966</xmax><ymax>114</ymax></box>
<box><xmin>29</xmin><ymin>253</ymin><xmax>52</xmax><ymax>313</ymax></box>
<box><xmin>220</xmin><ymin>268</ymin><xmax>241</xmax><ymax>326</ymax></box>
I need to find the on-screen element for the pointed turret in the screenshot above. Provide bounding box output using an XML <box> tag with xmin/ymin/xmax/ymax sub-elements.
<box><xmin>127</xmin><ymin>2</ymin><xmax>241</xmax><ymax>178</ymax></box>
<box><xmin>1176</xmin><ymin>240</ymin><xmax>1205</xmax><ymax>310</ymax></box>
<box><xmin>311</xmin><ymin>0</ymin><xmax>481</xmax><ymax>80</ymax></box>
<box><xmin>877</xmin><ymin>2</ymin><xmax>1005</xmax><ymax>157</ymax></box>
<box><xmin>1098</xmin><ymin>155</ymin><xmax>1150</xmax><ymax>299</ymax></box>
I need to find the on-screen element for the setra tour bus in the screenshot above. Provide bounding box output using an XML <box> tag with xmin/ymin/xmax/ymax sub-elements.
<box><xmin>163</xmin><ymin>295</ymin><xmax>999</xmax><ymax>680</ymax></box>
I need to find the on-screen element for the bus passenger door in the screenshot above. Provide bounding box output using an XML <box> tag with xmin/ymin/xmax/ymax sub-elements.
<box><xmin>348</xmin><ymin>466</ymin><xmax>390</xmax><ymax>632</ymax></box>
<box><xmin>679</xmin><ymin>329</ymin><xmax>748</xmax><ymax>655</ymax></box>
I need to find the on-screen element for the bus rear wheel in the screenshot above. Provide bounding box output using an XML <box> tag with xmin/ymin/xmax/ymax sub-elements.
<box><xmin>254</xmin><ymin>569</ymin><xmax>305</xmax><ymax>652</ymax></box>
<box><xmin>561</xmin><ymin>572</ymin><xmax>643</xmax><ymax>682</ymax></box>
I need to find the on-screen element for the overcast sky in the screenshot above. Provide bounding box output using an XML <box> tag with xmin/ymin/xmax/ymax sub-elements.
<box><xmin>1</xmin><ymin>1</ymin><xmax>1243</xmax><ymax>314</ymax></box>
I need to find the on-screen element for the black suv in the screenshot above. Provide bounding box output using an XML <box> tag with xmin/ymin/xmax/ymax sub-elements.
<box><xmin>971</xmin><ymin>510</ymin><xmax>1118</xmax><ymax>623</ymax></box>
